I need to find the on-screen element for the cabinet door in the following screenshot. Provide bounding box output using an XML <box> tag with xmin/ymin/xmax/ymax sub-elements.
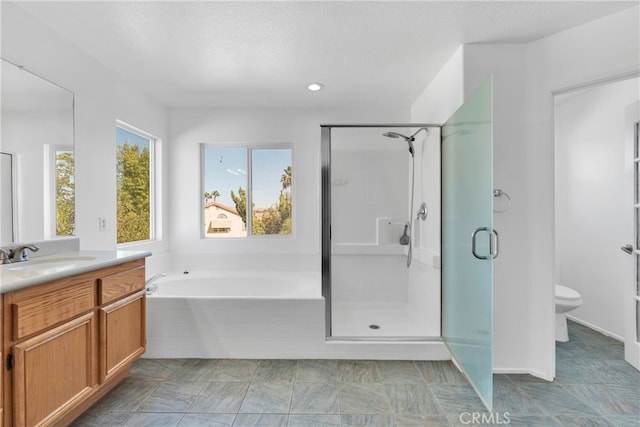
<box><xmin>100</xmin><ymin>291</ymin><xmax>145</xmax><ymax>383</ymax></box>
<box><xmin>12</xmin><ymin>312</ymin><xmax>95</xmax><ymax>427</ymax></box>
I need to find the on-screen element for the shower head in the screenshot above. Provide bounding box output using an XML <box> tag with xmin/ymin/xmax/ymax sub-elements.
<box><xmin>382</xmin><ymin>131</ymin><xmax>414</xmax><ymax>156</ymax></box>
<box><xmin>382</xmin><ymin>131</ymin><xmax>407</xmax><ymax>139</ymax></box>
<box><xmin>382</xmin><ymin>128</ymin><xmax>429</xmax><ymax>157</ymax></box>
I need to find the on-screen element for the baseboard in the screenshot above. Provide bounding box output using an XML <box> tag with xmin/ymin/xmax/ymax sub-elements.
<box><xmin>566</xmin><ymin>315</ymin><xmax>624</xmax><ymax>342</ymax></box>
<box><xmin>493</xmin><ymin>367</ymin><xmax>553</xmax><ymax>381</ymax></box>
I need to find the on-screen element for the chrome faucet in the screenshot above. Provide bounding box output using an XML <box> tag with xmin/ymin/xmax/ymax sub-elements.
<box><xmin>0</xmin><ymin>249</ymin><xmax>10</xmax><ymax>265</ymax></box>
<box><xmin>145</xmin><ymin>273</ymin><xmax>166</xmax><ymax>295</ymax></box>
<box><xmin>145</xmin><ymin>273</ymin><xmax>167</xmax><ymax>286</ymax></box>
<box><xmin>9</xmin><ymin>244</ymin><xmax>39</xmax><ymax>262</ymax></box>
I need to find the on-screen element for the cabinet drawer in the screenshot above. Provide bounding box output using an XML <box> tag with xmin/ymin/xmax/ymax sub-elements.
<box><xmin>12</xmin><ymin>282</ymin><xmax>95</xmax><ymax>340</ymax></box>
<box><xmin>98</xmin><ymin>266</ymin><xmax>145</xmax><ymax>305</ymax></box>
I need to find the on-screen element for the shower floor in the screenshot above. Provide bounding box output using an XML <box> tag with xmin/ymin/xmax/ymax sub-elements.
<box><xmin>331</xmin><ymin>302</ymin><xmax>433</xmax><ymax>338</ymax></box>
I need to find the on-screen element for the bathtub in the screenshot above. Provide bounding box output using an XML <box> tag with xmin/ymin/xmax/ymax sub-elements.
<box><xmin>144</xmin><ymin>269</ymin><xmax>449</xmax><ymax>360</ymax></box>
<box><xmin>146</xmin><ymin>270</ymin><xmax>319</xmax><ymax>299</ymax></box>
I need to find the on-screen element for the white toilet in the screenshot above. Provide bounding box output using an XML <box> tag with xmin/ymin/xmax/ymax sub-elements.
<box><xmin>555</xmin><ymin>284</ymin><xmax>583</xmax><ymax>342</ymax></box>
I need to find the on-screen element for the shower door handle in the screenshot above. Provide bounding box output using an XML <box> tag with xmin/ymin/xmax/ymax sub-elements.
<box><xmin>471</xmin><ymin>227</ymin><xmax>499</xmax><ymax>260</ymax></box>
<box><xmin>490</xmin><ymin>229</ymin><xmax>499</xmax><ymax>259</ymax></box>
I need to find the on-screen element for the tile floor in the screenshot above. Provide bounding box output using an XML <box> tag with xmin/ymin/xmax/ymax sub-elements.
<box><xmin>73</xmin><ymin>321</ymin><xmax>639</xmax><ymax>426</ymax></box>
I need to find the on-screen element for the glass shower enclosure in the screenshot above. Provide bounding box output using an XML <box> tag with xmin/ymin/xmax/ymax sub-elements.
<box><xmin>321</xmin><ymin>125</ymin><xmax>441</xmax><ymax>340</ymax></box>
<box><xmin>321</xmin><ymin>74</ymin><xmax>495</xmax><ymax>410</ymax></box>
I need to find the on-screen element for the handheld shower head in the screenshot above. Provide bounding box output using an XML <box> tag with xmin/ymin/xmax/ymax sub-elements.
<box><xmin>382</xmin><ymin>129</ymin><xmax>427</xmax><ymax>157</ymax></box>
<box><xmin>382</xmin><ymin>131</ymin><xmax>405</xmax><ymax>139</ymax></box>
<box><xmin>383</xmin><ymin>132</ymin><xmax>414</xmax><ymax>156</ymax></box>
<box><xmin>381</xmin><ymin>127</ymin><xmax>431</xmax><ymax>268</ymax></box>
<box><xmin>382</xmin><ymin>128</ymin><xmax>429</xmax><ymax>141</ymax></box>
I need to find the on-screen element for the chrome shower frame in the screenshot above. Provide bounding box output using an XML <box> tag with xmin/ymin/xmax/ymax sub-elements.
<box><xmin>321</xmin><ymin>123</ymin><xmax>440</xmax><ymax>339</ymax></box>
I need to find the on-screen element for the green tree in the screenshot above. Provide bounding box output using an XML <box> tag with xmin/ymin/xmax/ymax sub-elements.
<box><xmin>117</xmin><ymin>142</ymin><xmax>150</xmax><ymax>243</ymax></box>
<box><xmin>277</xmin><ymin>190</ymin><xmax>292</xmax><ymax>234</ymax></box>
<box><xmin>230</xmin><ymin>164</ymin><xmax>292</xmax><ymax>236</ymax></box>
<box><xmin>252</xmin><ymin>213</ymin><xmax>265</xmax><ymax>235</ymax></box>
<box><xmin>281</xmin><ymin>165</ymin><xmax>292</xmax><ymax>190</ymax></box>
<box><xmin>212</xmin><ymin>190</ymin><xmax>220</xmax><ymax>202</ymax></box>
<box><xmin>255</xmin><ymin>165</ymin><xmax>292</xmax><ymax>235</ymax></box>
<box><xmin>55</xmin><ymin>151</ymin><xmax>75</xmax><ymax>236</ymax></box>
<box><xmin>230</xmin><ymin>187</ymin><xmax>248</xmax><ymax>226</ymax></box>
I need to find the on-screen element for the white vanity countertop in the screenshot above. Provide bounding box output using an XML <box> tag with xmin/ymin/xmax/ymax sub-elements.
<box><xmin>0</xmin><ymin>250</ymin><xmax>151</xmax><ymax>294</ymax></box>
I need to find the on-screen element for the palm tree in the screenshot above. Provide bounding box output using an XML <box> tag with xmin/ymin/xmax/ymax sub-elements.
<box><xmin>204</xmin><ymin>190</ymin><xmax>221</xmax><ymax>204</ymax></box>
<box><xmin>281</xmin><ymin>166</ymin><xmax>292</xmax><ymax>190</ymax></box>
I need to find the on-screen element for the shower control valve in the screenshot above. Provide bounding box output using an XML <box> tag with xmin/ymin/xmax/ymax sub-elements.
<box><xmin>416</xmin><ymin>202</ymin><xmax>428</xmax><ymax>221</ymax></box>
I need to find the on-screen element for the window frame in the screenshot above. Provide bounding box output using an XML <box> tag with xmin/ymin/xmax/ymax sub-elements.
<box><xmin>200</xmin><ymin>143</ymin><xmax>294</xmax><ymax>240</ymax></box>
<box><xmin>116</xmin><ymin>121</ymin><xmax>158</xmax><ymax>246</ymax></box>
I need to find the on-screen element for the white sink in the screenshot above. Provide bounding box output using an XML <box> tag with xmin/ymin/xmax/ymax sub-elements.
<box><xmin>26</xmin><ymin>256</ymin><xmax>97</xmax><ymax>265</ymax></box>
<box><xmin>2</xmin><ymin>255</ymin><xmax>98</xmax><ymax>271</ymax></box>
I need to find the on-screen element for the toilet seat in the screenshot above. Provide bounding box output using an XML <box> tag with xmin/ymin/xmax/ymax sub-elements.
<box><xmin>555</xmin><ymin>284</ymin><xmax>581</xmax><ymax>301</ymax></box>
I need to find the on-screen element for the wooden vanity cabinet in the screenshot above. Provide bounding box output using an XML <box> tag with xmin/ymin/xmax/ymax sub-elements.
<box><xmin>2</xmin><ymin>259</ymin><xmax>146</xmax><ymax>427</ymax></box>
<box><xmin>98</xmin><ymin>265</ymin><xmax>146</xmax><ymax>383</ymax></box>
<box><xmin>1</xmin><ymin>299</ymin><xmax>3</xmax><ymax>427</ymax></box>
<box><xmin>12</xmin><ymin>313</ymin><xmax>95</xmax><ymax>427</ymax></box>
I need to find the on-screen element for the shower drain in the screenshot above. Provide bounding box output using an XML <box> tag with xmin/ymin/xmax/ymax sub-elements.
<box><xmin>369</xmin><ymin>324</ymin><xmax>381</xmax><ymax>330</ymax></box>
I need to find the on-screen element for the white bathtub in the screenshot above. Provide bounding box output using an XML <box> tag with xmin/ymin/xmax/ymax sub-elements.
<box><xmin>147</xmin><ymin>270</ymin><xmax>319</xmax><ymax>299</ymax></box>
<box><xmin>144</xmin><ymin>269</ymin><xmax>449</xmax><ymax>360</ymax></box>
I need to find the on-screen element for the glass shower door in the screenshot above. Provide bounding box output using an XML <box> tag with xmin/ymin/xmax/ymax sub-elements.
<box><xmin>442</xmin><ymin>77</ymin><xmax>494</xmax><ymax>410</ymax></box>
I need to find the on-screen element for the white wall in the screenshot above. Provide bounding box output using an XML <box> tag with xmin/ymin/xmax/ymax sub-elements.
<box><xmin>167</xmin><ymin>107</ymin><xmax>409</xmax><ymax>268</ymax></box>
<box><xmin>524</xmin><ymin>6</ymin><xmax>639</xmax><ymax>379</ymax></box>
<box><xmin>330</xmin><ymin>143</ymin><xmax>409</xmax><ymax>304</ymax></box>
<box><xmin>411</xmin><ymin>46</ymin><xmax>463</xmax><ymax>256</ymax></box>
<box><xmin>410</xmin><ymin>6</ymin><xmax>639</xmax><ymax>379</ymax></box>
<box><xmin>1</xmin><ymin>2</ymin><xmax>169</xmax><ymax>254</ymax></box>
<box><xmin>331</xmin><ymin>148</ymin><xmax>407</xmax><ymax>245</ymax></box>
<box><xmin>555</xmin><ymin>77</ymin><xmax>639</xmax><ymax>339</ymax></box>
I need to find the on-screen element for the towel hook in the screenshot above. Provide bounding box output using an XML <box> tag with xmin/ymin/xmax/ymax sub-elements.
<box><xmin>493</xmin><ymin>189</ymin><xmax>511</xmax><ymax>213</ymax></box>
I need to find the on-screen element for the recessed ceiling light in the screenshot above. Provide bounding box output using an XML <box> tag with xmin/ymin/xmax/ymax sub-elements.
<box><xmin>307</xmin><ymin>82</ymin><xmax>324</xmax><ymax>92</ymax></box>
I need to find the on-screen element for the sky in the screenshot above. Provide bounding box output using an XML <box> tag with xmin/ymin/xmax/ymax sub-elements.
<box><xmin>203</xmin><ymin>146</ymin><xmax>291</xmax><ymax>210</ymax></box>
<box><xmin>116</xmin><ymin>126</ymin><xmax>150</xmax><ymax>149</ymax></box>
<box><xmin>115</xmin><ymin>127</ymin><xmax>292</xmax><ymax>211</ymax></box>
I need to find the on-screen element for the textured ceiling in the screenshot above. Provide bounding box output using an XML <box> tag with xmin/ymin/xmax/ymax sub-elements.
<box><xmin>11</xmin><ymin>1</ymin><xmax>638</xmax><ymax>109</ymax></box>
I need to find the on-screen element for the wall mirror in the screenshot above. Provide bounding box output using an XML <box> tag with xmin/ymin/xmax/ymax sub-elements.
<box><xmin>1</xmin><ymin>59</ymin><xmax>75</xmax><ymax>245</ymax></box>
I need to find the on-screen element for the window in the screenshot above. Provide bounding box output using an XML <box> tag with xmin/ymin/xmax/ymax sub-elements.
<box><xmin>116</xmin><ymin>123</ymin><xmax>156</xmax><ymax>244</ymax></box>
<box><xmin>202</xmin><ymin>145</ymin><xmax>293</xmax><ymax>238</ymax></box>
<box><xmin>45</xmin><ymin>146</ymin><xmax>75</xmax><ymax>239</ymax></box>
<box><xmin>54</xmin><ymin>148</ymin><xmax>75</xmax><ymax>236</ymax></box>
